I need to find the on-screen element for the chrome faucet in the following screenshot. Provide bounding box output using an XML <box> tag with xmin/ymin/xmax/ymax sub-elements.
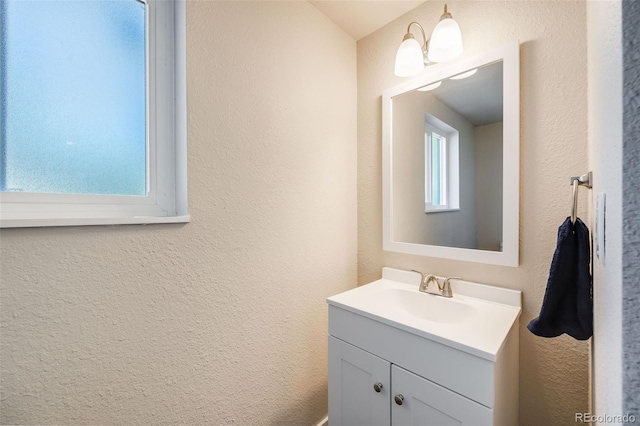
<box><xmin>411</xmin><ymin>270</ymin><xmax>440</xmax><ymax>294</ymax></box>
<box><xmin>411</xmin><ymin>270</ymin><xmax>460</xmax><ymax>298</ymax></box>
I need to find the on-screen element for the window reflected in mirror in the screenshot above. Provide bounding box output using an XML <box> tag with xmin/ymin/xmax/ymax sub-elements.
<box><xmin>424</xmin><ymin>116</ymin><xmax>459</xmax><ymax>213</ymax></box>
<box><xmin>392</xmin><ymin>61</ymin><xmax>503</xmax><ymax>251</ymax></box>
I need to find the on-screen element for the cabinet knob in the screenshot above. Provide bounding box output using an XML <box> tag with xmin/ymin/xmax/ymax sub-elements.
<box><xmin>373</xmin><ymin>382</ymin><xmax>383</xmax><ymax>393</ymax></box>
<box><xmin>394</xmin><ymin>394</ymin><xmax>404</xmax><ymax>405</ymax></box>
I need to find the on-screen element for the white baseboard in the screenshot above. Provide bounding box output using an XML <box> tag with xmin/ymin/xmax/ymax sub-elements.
<box><xmin>315</xmin><ymin>415</ymin><xmax>328</xmax><ymax>426</ymax></box>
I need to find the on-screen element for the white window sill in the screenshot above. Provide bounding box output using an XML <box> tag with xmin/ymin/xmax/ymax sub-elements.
<box><xmin>424</xmin><ymin>208</ymin><xmax>461</xmax><ymax>214</ymax></box>
<box><xmin>1</xmin><ymin>215</ymin><xmax>191</xmax><ymax>229</ymax></box>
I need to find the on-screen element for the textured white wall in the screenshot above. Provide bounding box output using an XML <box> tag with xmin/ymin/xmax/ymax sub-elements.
<box><xmin>357</xmin><ymin>1</ymin><xmax>590</xmax><ymax>424</ymax></box>
<box><xmin>587</xmin><ymin>0</ymin><xmax>623</xmax><ymax>418</ymax></box>
<box><xmin>0</xmin><ymin>2</ymin><xmax>357</xmax><ymax>424</ymax></box>
<box><xmin>621</xmin><ymin>0</ymin><xmax>640</xmax><ymax>414</ymax></box>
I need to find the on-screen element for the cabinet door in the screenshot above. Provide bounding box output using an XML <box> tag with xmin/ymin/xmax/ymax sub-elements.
<box><xmin>391</xmin><ymin>365</ymin><xmax>492</xmax><ymax>426</ymax></box>
<box><xmin>329</xmin><ymin>336</ymin><xmax>391</xmax><ymax>426</ymax></box>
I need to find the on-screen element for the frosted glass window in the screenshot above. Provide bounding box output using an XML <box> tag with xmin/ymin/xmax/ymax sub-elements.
<box><xmin>1</xmin><ymin>0</ymin><xmax>147</xmax><ymax>196</ymax></box>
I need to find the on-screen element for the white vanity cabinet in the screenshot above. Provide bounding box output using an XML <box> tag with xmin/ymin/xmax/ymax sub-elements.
<box><xmin>327</xmin><ymin>268</ymin><xmax>521</xmax><ymax>426</ymax></box>
<box><xmin>329</xmin><ymin>337</ymin><xmax>493</xmax><ymax>426</ymax></box>
<box><xmin>391</xmin><ymin>364</ymin><xmax>492</xmax><ymax>425</ymax></box>
<box><xmin>328</xmin><ymin>336</ymin><xmax>390</xmax><ymax>426</ymax></box>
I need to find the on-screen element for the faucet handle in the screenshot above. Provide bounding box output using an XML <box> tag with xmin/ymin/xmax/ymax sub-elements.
<box><xmin>410</xmin><ymin>270</ymin><xmax>427</xmax><ymax>283</ymax></box>
<box><xmin>411</xmin><ymin>270</ymin><xmax>434</xmax><ymax>293</ymax></box>
<box><xmin>442</xmin><ymin>277</ymin><xmax>461</xmax><ymax>298</ymax></box>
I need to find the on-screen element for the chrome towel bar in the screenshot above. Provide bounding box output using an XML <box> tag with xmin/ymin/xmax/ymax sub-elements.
<box><xmin>570</xmin><ymin>172</ymin><xmax>592</xmax><ymax>225</ymax></box>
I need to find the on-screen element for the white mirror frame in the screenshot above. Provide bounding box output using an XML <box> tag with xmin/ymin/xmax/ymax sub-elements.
<box><xmin>382</xmin><ymin>42</ymin><xmax>520</xmax><ymax>267</ymax></box>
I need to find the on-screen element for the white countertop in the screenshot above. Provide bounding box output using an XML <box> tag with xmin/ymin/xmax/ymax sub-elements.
<box><xmin>327</xmin><ymin>268</ymin><xmax>522</xmax><ymax>360</ymax></box>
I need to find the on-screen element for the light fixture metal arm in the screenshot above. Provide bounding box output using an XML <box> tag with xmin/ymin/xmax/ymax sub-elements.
<box><xmin>404</xmin><ymin>22</ymin><xmax>429</xmax><ymax>63</ymax></box>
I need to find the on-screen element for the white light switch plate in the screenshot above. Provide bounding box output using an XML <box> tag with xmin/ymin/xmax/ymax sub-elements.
<box><xmin>596</xmin><ymin>192</ymin><xmax>606</xmax><ymax>265</ymax></box>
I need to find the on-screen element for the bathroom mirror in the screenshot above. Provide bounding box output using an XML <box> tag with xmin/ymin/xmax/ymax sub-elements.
<box><xmin>382</xmin><ymin>42</ymin><xmax>519</xmax><ymax>266</ymax></box>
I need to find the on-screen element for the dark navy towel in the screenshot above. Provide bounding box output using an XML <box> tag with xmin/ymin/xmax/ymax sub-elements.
<box><xmin>528</xmin><ymin>217</ymin><xmax>593</xmax><ymax>340</ymax></box>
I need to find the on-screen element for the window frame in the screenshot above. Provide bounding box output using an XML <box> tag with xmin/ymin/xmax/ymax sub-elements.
<box><xmin>425</xmin><ymin>128</ymin><xmax>449</xmax><ymax>210</ymax></box>
<box><xmin>0</xmin><ymin>0</ymin><xmax>188</xmax><ymax>228</ymax></box>
<box><xmin>423</xmin><ymin>119</ymin><xmax>459</xmax><ymax>214</ymax></box>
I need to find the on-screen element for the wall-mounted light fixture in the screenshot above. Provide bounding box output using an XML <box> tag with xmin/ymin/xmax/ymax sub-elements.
<box><xmin>394</xmin><ymin>4</ymin><xmax>463</xmax><ymax>78</ymax></box>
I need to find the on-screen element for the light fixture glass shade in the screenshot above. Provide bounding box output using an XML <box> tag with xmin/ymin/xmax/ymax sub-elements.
<box><xmin>417</xmin><ymin>81</ymin><xmax>442</xmax><ymax>91</ymax></box>
<box><xmin>394</xmin><ymin>37</ymin><xmax>425</xmax><ymax>77</ymax></box>
<box><xmin>427</xmin><ymin>18</ymin><xmax>463</xmax><ymax>63</ymax></box>
<box><xmin>450</xmin><ymin>68</ymin><xmax>477</xmax><ymax>80</ymax></box>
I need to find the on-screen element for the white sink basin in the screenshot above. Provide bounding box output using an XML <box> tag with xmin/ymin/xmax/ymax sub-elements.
<box><xmin>327</xmin><ymin>267</ymin><xmax>522</xmax><ymax>360</ymax></box>
<box><xmin>379</xmin><ymin>288</ymin><xmax>478</xmax><ymax>324</ymax></box>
